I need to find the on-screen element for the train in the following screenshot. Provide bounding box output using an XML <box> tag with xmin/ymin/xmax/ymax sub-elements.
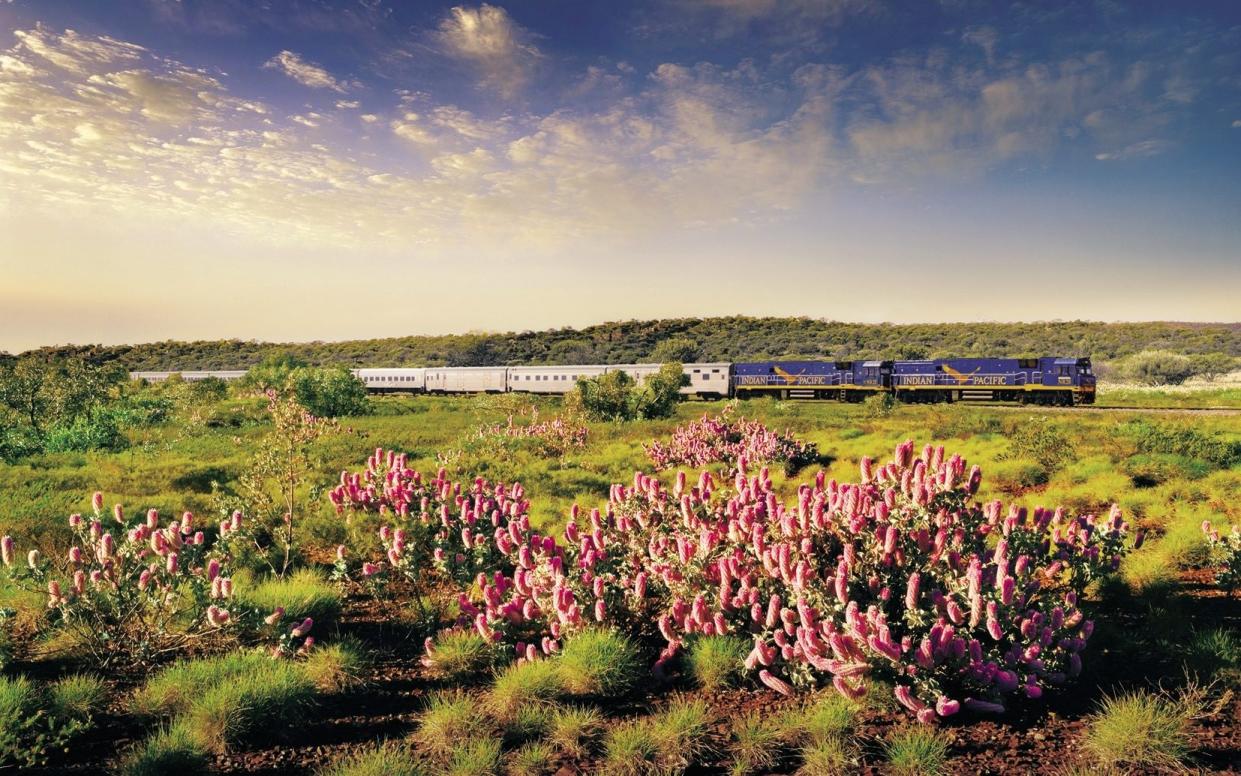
<box><xmin>130</xmin><ymin>356</ymin><xmax>1096</xmax><ymax>405</ymax></box>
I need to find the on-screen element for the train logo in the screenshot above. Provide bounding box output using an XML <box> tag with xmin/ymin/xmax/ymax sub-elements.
<box><xmin>942</xmin><ymin>365</ymin><xmax>981</xmax><ymax>384</ymax></box>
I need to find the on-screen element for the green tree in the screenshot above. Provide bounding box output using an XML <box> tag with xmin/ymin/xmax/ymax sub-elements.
<box><xmin>573</xmin><ymin>370</ymin><xmax>637</xmax><ymax>421</ymax></box>
<box><xmin>633</xmin><ymin>362</ymin><xmax>688</xmax><ymax>419</ymax></box>
<box><xmin>1193</xmin><ymin>353</ymin><xmax>1237</xmax><ymax>382</ymax></box>
<box><xmin>241</xmin><ymin>352</ymin><xmax>309</xmax><ymax>391</ymax></box>
<box><xmin>288</xmin><ymin>367</ymin><xmax>368</xmax><ymax>417</ymax></box>
<box><xmin>1119</xmin><ymin>350</ymin><xmax>1196</xmax><ymax>386</ymax></box>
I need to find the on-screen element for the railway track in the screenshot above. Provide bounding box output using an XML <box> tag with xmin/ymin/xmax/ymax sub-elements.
<box><xmin>961</xmin><ymin>402</ymin><xmax>1239</xmax><ymax>415</ymax></box>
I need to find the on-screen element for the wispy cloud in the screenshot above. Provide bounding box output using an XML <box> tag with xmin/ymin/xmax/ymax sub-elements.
<box><xmin>437</xmin><ymin>4</ymin><xmax>540</xmax><ymax>98</ymax></box>
<box><xmin>263</xmin><ymin>49</ymin><xmax>348</xmax><ymax>92</ymax></box>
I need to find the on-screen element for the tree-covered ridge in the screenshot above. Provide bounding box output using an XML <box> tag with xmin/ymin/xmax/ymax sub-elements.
<box><xmin>12</xmin><ymin>318</ymin><xmax>1241</xmax><ymax>370</ymax></box>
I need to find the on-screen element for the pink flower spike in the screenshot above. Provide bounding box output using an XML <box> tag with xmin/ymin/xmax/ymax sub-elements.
<box><xmin>759</xmin><ymin>669</ymin><xmax>794</xmax><ymax>696</ymax></box>
<box><xmin>291</xmin><ymin>618</ymin><xmax>314</xmax><ymax>638</ymax></box>
<box><xmin>264</xmin><ymin>607</ymin><xmax>285</xmax><ymax>626</ymax></box>
<box><xmin>91</xmin><ymin>491</ymin><xmax>104</xmax><ymax>515</ymax></box>
<box><xmin>1</xmin><ymin>536</ymin><xmax>14</xmax><ymax>567</ymax></box>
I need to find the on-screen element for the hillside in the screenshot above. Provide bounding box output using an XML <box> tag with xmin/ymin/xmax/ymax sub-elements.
<box><xmin>13</xmin><ymin>318</ymin><xmax>1241</xmax><ymax>370</ymax></box>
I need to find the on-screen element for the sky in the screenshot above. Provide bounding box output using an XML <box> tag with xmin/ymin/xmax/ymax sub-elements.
<box><xmin>0</xmin><ymin>0</ymin><xmax>1239</xmax><ymax>352</ymax></box>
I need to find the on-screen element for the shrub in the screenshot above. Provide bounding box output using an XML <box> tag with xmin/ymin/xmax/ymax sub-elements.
<box><xmin>289</xmin><ymin>366</ymin><xmax>370</xmax><ymax>418</ymax></box>
<box><xmin>1084</xmin><ymin>689</ymin><xmax>1197</xmax><ymax>771</ymax></box>
<box><xmin>400</xmin><ymin>439</ymin><xmax>1133</xmax><ymax>720</ymax></box>
<box><xmin>883</xmin><ymin>727</ymin><xmax>949</xmax><ymax>776</ymax></box>
<box><xmin>1</xmin><ymin>495</ymin><xmax>245</xmax><ymax>667</ymax></box>
<box><xmin>684</xmin><ymin>635</ymin><xmax>749</xmax><ymax>690</ymax></box>
<box><xmin>318</xmin><ymin>743</ymin><xmax>427</xmax><ymax>776</ymax></box>
<box><xmin>1201</xmin><ymin>521</ymin><xmax>1241</xmax><ymax>593</ymax></box>
<box><xmin>1124</xmin><ymin>420</ymin><xmax>1240</xmax><ymax>469</ymax></box>
<box><xmin>1119</xmin><ymin>350</ymin><xmax>1195</xmax><ymax>386</ymax></box>
<box><xmin>557</xmin><ymin>628</ymin><xmax>642</xmax><ymax>696</ymax></box>
<box><xmin>645</xmin><ymin>406</ymin><xmax>818</xmax><ymax>475</ymax></box>
<box><xmin>572</xmin><ymin>364</ymin><xmax>686</xmax><ymax>422</ymax></box>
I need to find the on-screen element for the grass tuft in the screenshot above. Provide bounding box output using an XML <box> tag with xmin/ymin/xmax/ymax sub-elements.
<box><xmin>303</xmin><ymin>637</ymin><xmax>370</xmax><ymax>693</ymax></box>
<box><xmin>413</xmin><ymin>690</ymin><xmax>490</xmax><ymax>759</ymax></box>
<box><xmin>883</xmin><ymin>727</ymin><xmax>949</xmax><ymax>776</ymax></box>
<box><xmin>728</xmin><ymin>711</ymin><xmax>786</xmax><ymax>775</ymax></box>
<box><xmin>118</xmin><ymin>719</ymin><xmax>211</xmax><ymax>776</ymax></box>
<box><xmin>488</xmin><ymin>658</ymin><xmax>568</xmax><ymax>718</ymax></box>
<box><xmin>795</xmin><ymin>735</ymin><xmax>854</xmax><ymax>776</ymax></box>
<box><xmin>445</xmin><ymin>735</ymin><xmax>502</xmax><ymax>776</ymax></box>
<box><xmin>1084</xmin><ymin>689</ymin><xmax>1199</xmax><ymax>771</ymax></box>
<box><xmin>602</xmin><ymin>698</ymin><xmax>714</xmax><ymax>775</ymax></box>
<box><xmin>787</xmin><ymin>693</ymin><xmax>859</xmax><ymax>744</ymax></box>
<box><xmin>48</xmin><ymin>673</ymin><xmax>107</xmax><ymax>723</ymax></box>
<box><xmin>237</xmin><ymin>568</ymin><xmax>343</xmax><ymax>626</ymax></box>
<box><xmin>506</xmin><ymin>740</ymin><xmax>558</xmax><ymax>776</ymax></box>
<box><xmin>425</xmin><ymin>629</ymin><xmax>500</xmax><ymax>682</ymax></box>
<box><xmin>546</xmin><ymin>705</ymin><xmax>602</xmax><ymax>758</ymax></box>
<box><xmin>317</xmin><ymin>742</ymin><xmax>427</xmax><ymax>776</ymax></box>
<box><xmin>557</xmin><ymin>628</ymin><xmax>643</xmax><ymax>697</ymax></box>
<box><xmin>684</xmin><ymin>635</ymin><xmax>748</xmax><ymax>691</ymax></box>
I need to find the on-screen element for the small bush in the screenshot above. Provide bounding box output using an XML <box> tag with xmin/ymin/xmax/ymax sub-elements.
<box><xmin>547</xmin><ymin>705</ymin><xmax>602</xmax><ymax>758</ymax></box>
<box><xmin>557</xmin><ymin>628</ymin><xmax>642</xmax><ymax>697</ymax></box>
<box><xmin>883</xmin><ymin>727</ymin><xmax>949</xmax><ymax>776</ymax></box>
<box><xmin>317</xmin><ymin>743</ymin><xmax>426</xmax><ymax>776</ymax></box>
<box><xmin>1084</xmin><ymin>690</ymin><xmax>1197</xmax><ymax>771</ymax></box>
<box><xmin>414</xmin><ymin>690</ymin><xmax>489</xmax><ymax>760</ymax></box>
<box><xmin>424</xmin><ymin>629</ymin><xmax>500</xmax><ymax>682</ymax></box>
<box><xmin>684</xmin><ymin>635</ymin><xmax>748</xmax><ymax>691</ymax></box>
<box><xmin>488</xmin><ymin>659</ymin><xmax>567</xmax><ymax>717</ymax></box>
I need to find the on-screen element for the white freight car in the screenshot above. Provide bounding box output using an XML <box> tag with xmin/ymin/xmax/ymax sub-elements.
<box><xmin>424</xmin><ymin>366</ymin><xmax>508</xmax><ymax>393</ymax></box>
<box><xmin>353</xmin><ymin>368</ymin><xmax>426</xmax><ymax>392</ymax></box>
<box><xmin>508</xmin><ymin>365</ymin><xmax>608</xmax><ymax>394</ymax></box>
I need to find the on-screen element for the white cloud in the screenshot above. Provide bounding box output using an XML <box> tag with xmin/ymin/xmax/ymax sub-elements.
<box><xmin>1232</xmin><ymin>119</ymin><xmax>1241</xmax><ymax>128</ymax></box>
<box><xmin>263</xmin><ymin>50</ymin><xmax>347</xmax><ymax>92</ymax></box>
<box><xmin>1094</xmin><ymin>139</ymin><xmax>1172</xmax><ymax>161</ymax></box>
<box><xmin>437</xmin><ymin>4</ymin><xmax>540</xmax><ymax>97</ymax></box>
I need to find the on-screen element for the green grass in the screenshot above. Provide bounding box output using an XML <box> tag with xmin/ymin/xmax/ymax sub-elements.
<box><xmin>444</xmin><ymin>736</ymin><xmax>502</xmax><ymax>776</ymax></box>
<box><xmin>602</xmin><ymin>698</ymin><xmax>714</xmax><ymax>776</ymax></box>
<box><xmin>785</xmin><ymin>693</ymin><xmax>859</xmax><ymax>745</ymax></box>
<box><xmin>118</xmin><ymin>719</ymin><xmax>211</xmax><ymax>776</ymax></box>
<box><xmin>684</xmin><ymin>635</ymin><xmax>749</xmax><ymax>691</ymax></box>
<box><xmin>47</xmin><ymin>673</ymin><xmax>107</xmax><ymax>722</ymax></box>
<box><xmin>506</xmin><ymin>741</ymin><xmax>558</xmax><ymax>776</ymax></box>
<box><xmin>0</xmin><ymin>673</ymin><xmax>105</xmax><ymax>767</ymax></box>
<box><xmin>883</xmin><ymin>727</ymin><xmax>950</xmax><ymax>776</ymax></box>
<box><xmin>236</xmin><ymin>568</ymin><xmax>343</xmax><ymax>626</ymax></box>
<box><xmin>0</xmin><ymin>675</ymin><xmax>45</xmax><ymax>766</ymax></box>
<box><xmin>317</xmin><ymin>743</ymin><xmax>427</xmax><ymax>776</ymax></box>
<box><xmin>413</xmin><ymin>690</ymin><xmax>491</xmax><ymax>759</ymax></box>
<box><xmin>795</xmin><ymin>735</ymin><xmax>854</xmax><ymax>776</ymax></box>
<box><xmin>424</xmin><ymin>629</ymin><xmax>499</xmax><ymax>682</ymax></box>
<box><xmin>1083</xmin><ymin>689</ymin><xmax>1200</xmax><ymax>771</ymax></box>
<box><xmin>546</xmin><ymin>705</ymin><xmax>602</xmax><ymax>758</ymax></box>
<box><xmin>728</xmin><ymin>711</ymin><xmax>787</xmax><ymax>775</ymax></box>
<box><xmin>557</xmin><ymin>627</ymin><xmax>643</xmax><ymax>697</ymax></box>
<box><xmin>132</xmin><ymin>651</ymin><xmax>318</xmax><ymax>753</ymax></box>
<box><xmin>1183</xmin><ymin>627</ymin><xmax>1241</xmax><ymax>685</ymax></box>
<box><xmin>501</xmin><ymin>703</ymin><xmax>555</xmax><ymax>745</ymax></box>
<box><xmin>488</xmin><ymin>658</ymin><xmax>568</xmax><ymax>718</ymax></box>
<box><xmin>303</xmin><ymin>637</ymin><xmax>370</xmax><ymax>693</ymax></box>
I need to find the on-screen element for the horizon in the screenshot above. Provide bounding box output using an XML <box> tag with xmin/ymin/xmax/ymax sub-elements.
<box><xmin>8</xmin><ymin>316</ymin><xmax>1238</xmax><ymax>356</ymax></box>
<box><xmin>2</xmin><ymin>1</ymin><xmax>1239</xmax><ymax>352</ymax></box>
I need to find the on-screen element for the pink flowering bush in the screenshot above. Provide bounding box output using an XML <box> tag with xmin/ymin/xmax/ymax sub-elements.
<box><xmin>0</xmin><ymin>493</ymin><xmax>244</xmax><ymax>667</ymax></box>
<box><xmin>1201</xmin><ymin>521</ymin><xmax>1241</xmax><ymax>593</ymax></box>
<box><xmin>475</xmin><ymin>408</ymin><xmax>588</xmax><ymax>457</ymax></box>
<box><xmin>646</xmin><ymin>405</ymin><xmax>818</xmax><ymax>475</ymax></box>
<box><xmin>339</xmin><ymin>441</ymin><xmax>1135</xmax><ymax>721</ymax></box>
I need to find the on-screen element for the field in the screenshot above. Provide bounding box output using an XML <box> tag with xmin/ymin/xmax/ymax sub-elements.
<box><xmin>1</xmin><ymin>390</ymin><xmax>1239</xmax><ymax>775</ymax></box>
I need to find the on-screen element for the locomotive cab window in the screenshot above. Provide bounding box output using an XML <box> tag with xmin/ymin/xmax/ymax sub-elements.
<box><xmin>1018</xmin><ymin>358</ymin><xmax>1038</xmax><ymax>369</ymax></box>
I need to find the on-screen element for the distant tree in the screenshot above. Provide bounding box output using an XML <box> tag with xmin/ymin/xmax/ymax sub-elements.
<box><xmin>288</xmin><ymin>367</ymin><xmax>369</xmax><ymax>417</ymax></box>
<box><xmin>241</xmin><ymin>352</ymin><xmax>309</xmax><ymax>390</ymax></box>
<box><xmin>549</xmin><ymin>338</ymin><xmax>596</xmax><ymax>364</ymax></box>
<box><xmin>1119</xmin><ymin>350</ymin><xmax>1196</xmax><ymax>386</ymax></box>
<box><xmin>650</xmin><ymin>337</ymin><xmax>701</xmax><ymax>364</ymax></box>
<box><xmin>0</xmin><ymin>356</ymin><xmax>123</xmax><ymax>433</ymax></box>
<box><xmin>633</xmin><ymin>362</ymin><xmax>689</xmax><ymax>419</ymax></box>
<box><xmin>446</xmin><ymin>336</ymin><xmax>498</xmax><ymax>367</ymax></box>
<box><xmin>572</xmin><ymin>363</ymin><xmax>687</xmax><ymax>422</ymax></box>
<box><xmin>1193</xmin><ymin>353</ymin><xmax>1237</xmax><ymax>382</ymax></box>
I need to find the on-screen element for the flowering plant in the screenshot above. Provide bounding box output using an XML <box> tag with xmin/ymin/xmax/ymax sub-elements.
<box><xmin>646</xmin><ymin>405</ymin><xmax>818</xmax><ymax>475</ymax></box>
<box><xmin>1201</xmin><ymin>520</ymin><xmax>1241</xmax><ymax>594</ymax></box>
<box><xmin>1</xmin><ymin>493</ymin><xmax>241</xmax><ymax>667</ymax></box>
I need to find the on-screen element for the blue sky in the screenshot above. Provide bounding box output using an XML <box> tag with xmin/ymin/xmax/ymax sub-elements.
<box><xmin>0</xmin><ymin>0</ymin><xmax>1238</xmax><ymax>350</ymax></box>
